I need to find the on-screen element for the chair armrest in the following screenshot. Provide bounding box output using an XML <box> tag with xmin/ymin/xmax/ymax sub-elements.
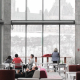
<box><xmin>17</xmin><ymin>78</ymin><xmax>39</xmax><ymax>80</ymax></box>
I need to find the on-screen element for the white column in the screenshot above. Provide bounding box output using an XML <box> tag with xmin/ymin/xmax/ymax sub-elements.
<box><xmin>1</xmin><ymin>0</ymin><xmax>11</xmax><ymax>62</ymax></box>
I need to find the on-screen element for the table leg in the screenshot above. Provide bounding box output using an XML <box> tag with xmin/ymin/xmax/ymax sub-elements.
<box><xmin>35</xmin><ymin>57</ymin><xmax>37</xmax><ymax>65</ymax></box>
<box><xmin>73</xmin><ymin>76</ymin><xmax>76</xmax><ymax>80</ymax></box>
<box><xmin>66</xmin><ymin>73</ymin><xmax>68</xmax><ymax>79</ymax></box>
<box><xmin>47</xmin><ymin>57</ymin><xmax>49</xmax><ymax>72</ymax></box>
<box><xmin>47</xmin><ymin>57</ymin><xmax>49</xmax><ymax>62</ymax></box>
<box><xmin>59</xmin><ymin>65</ymin><xmax>60</xmax><ymax>75</ymax></box>
<box><xmin>64</xmin><ymin>58</ymin><xmax>66</xmax><ymax>74</ymax></box>
<box><xmin>64</xmin><ymin>57</ymin><xmax>66</xmax><ymax>63</ymax></box>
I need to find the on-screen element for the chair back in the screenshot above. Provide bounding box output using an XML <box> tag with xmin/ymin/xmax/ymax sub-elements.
<box><xmin>15</xmin><ymin>63</ymin><xmax>23</xmax><ymax>72</ymax></box>
<box><xmin>32</xmin><ymin>70</ymin><xmax>40</xmax><ymax>78</ymax></box>
<box><xmin>15</xmin><ymin>63</ymin><xmax>23</xmax><ymax>68</ymax></box>
<box><xmin>18</xmin><ymin>78</ymin><xmax>39</xmax><ymax>80</ymax></box>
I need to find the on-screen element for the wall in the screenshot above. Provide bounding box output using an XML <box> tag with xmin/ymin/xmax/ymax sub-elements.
<box><xmin>75</xmin><ymin>0</ymin><xmax>80</xmax><ymax>64</ymax></box>
<box><xmin>1</xmin><ymin>0</ymin><xmax>11</xmax><ymax>62</ymax></box>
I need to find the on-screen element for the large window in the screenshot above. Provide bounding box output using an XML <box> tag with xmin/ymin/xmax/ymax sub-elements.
<box><xmin>60</xmin><ymin>25</ymin><xmax>75</xmax><ymax>64</ymax></box>
<box><xmin>44</xmin><ymin>0</ymin><xmax>59</xmax><ymax>20</ymax></box>
<box><xmin>11</xmin><ymin>25</ymin><xmax>25</xmax><ymax>63</ymax></box>
<box><xmin>11</xmin><ymin>0</ymin><xmax>75</xmax><ymax>64</ymax></box>
<box><xmin>60</xmin><ymin>0</ymin><xmax>75</xmax><ymax>20</ymax></box>
<box><xmin>27</xmin><ymin>25</ymin><xmax>42</xmax><ymax>63</ymax></box>
<box><xmin>11</xmin><ymin>0</ymin><xmax>25</xmax><ymax>20</ymax></box>
<box><xmin>27</xmin><ymin>0</ymin><xmax>42</xmax><ymax>20</ymax></box>
<box><xmin>43</xmin><ymin>25</ymin><xmax>59</xmax><ymax>63</ymax></box>
<box><xmin>11</xmin><ymin>0</ymin><xmax>75</xmax><ymax>20</ymax></box>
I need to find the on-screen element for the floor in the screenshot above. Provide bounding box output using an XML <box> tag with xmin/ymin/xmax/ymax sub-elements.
<box><xmin>48</xmin><ymin>71</ymin><xmax>76</xmax><ymax>80</ymax></box>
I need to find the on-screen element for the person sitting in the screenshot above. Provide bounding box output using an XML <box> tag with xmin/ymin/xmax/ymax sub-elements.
<box><xmin>23</xmin><ymin>54</ymin><xmax>34</xmax><ymax>71</ymax></box>
<box><xmin>5</xmin><ymin>56</ymin><xmax>13</xmax><ymax>63</ymax></box>
<box><xmin>12</xmin><ymin>54</ymin><xmax>23</xmax><ymax>70</ymax></box>
<box><xmin>28</xmin><ymin>54</ymin><xmax>34</xmax><ymax>70</ymax></box>
<box><xmin>15</xmin><ymin>65</ymin><xmax>38</xmax><ymax>78</ymax></box>
<box><xmin>52</xmin><ymin>48</ymin><xmax>60</xmax><ymax>72</ymax></box>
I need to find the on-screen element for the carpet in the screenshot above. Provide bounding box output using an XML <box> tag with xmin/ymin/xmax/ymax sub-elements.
<box><xmin>48</xmin><ymin>75</ymin><xmax>62</xmax><ymax>79</ymax></box>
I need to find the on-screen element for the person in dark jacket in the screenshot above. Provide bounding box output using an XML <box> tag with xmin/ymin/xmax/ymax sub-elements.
<box><xmin>52</xmin><ymin>48</ymin><xmax>60</xmax><ymax>72</ymax></box>
<box><xmin>25</xmin><ymin>65</ymin><xmax>38</xmax><ymax>78</ymax></box>
<box><xmin>15</xmin><ymin>66</ymin><xmax>38</xmax><ymax>78</ymax></box>
<box><xmin>5</xmin><ymin>56</ymin><xmax>13</xmax><ymax>63</ymax></box>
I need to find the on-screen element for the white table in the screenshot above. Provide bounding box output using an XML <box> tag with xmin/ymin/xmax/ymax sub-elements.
<box><xmin>58</xmin><ymin>63</ymin><xmax>66</xmax><ymax>80</ymax></box>
<box><xmin>66</xmin><ymin>72</ymin><xmax>76</xmax><ymax>80</ymax></box>
<box><xmin>2</xmin><ymin>63</ymin><xmax>15</xmax><ymax>69</ymax></box>
<box><xmin>58</xmin><ymin>63</ymin><xmax>66</xmax><ymax>74</ymax></box>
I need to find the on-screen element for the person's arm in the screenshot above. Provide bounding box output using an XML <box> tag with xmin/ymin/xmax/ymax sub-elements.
<box><xmin>26</xmin><ymin>68</ymin><xmax>29</xmax><ymax>71</ymax></box>
<box><xmin>28</xmin><ymin>59</ymin><xmax>34</xmax><ymax>65</ymax></box>
<box><xmin>12</xmin><ymin>61</ymin><xmax>14</xmax><ymax>63</ymax></box>
<box><xmin>21</xmin><ymin>60</ymin><xmax>23</xmax><ymax>63</ymax></box>
<box><xmin>5</xmin><ymin>60</ymin><xmax>7</xmax><ymax>63</ymax></box>
<box><xmin>12</xmin><ymin>58</ymin><xmax>15</xmax><ymax>63</ymax></box>
<box><xmin>20</xmin><ymin>58</ymin><xmax>23</xmax><ymax>63</ymax></box>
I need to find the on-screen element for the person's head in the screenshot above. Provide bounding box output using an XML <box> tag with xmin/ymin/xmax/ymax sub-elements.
<box><xmin>32</xmin><ymin>66</ymin><xmax>38</xmax><ymax>70</ymax></box>
<box><xmin>7</xmin><ymin>56</ymin><xmax>11</xmax><ymax>59</ymax></box>
<box><xmin>15</xmin><ymin>54</ymin><xmax>18</xmax><ymax>58</ymax></box>
<box><xmin>54</xmin><ymin>48</ymin><xmax>58</xmax><ymax>52</ymax></box>
<box><xmin>31</xmin><ymin>54</ymin><xmax>34</xmax><ymax>59</ymax></box>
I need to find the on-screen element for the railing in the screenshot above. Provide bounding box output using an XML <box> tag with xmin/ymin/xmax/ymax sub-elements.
<box><xmin>10</xmin><ymin>56</ymin><xmax>72</xmax><ymax>65</ymax></box>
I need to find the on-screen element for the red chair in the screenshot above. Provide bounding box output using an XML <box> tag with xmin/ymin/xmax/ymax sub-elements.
<box><xmin>0</xmin><ymin>70</ymin><xmax>15</xmax><ymax>80</ymax></box>
<box><xmin>40</xmin><ymin>68</ymin><xmax>47</xmax><ymax>78</ymax></box>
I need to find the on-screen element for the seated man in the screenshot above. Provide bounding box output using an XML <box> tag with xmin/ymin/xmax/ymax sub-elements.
<box><xmin>15</xmin><ymin>66</ymin><xmax>38</xmax><ymax>78</ymax></box>
<box><xmin>12</xmin><ymin>54</ymin><xmax>23</xmax><ymax>69</ymax></box>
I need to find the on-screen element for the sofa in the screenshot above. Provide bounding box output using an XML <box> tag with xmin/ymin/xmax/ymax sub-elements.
<box><xmin>69</xmin><ymin>65</ymin><xmax>80</xmax><ymax>80</ymax></box>
<box><xmin>18</xmin><ymin>68</ymin><xmax>47</xmax><ymax>80</ymax></box>
<box><xmin>18</xmin><ymin>68</ymin><xmax>62</xmax><ymax>80</ymax></box>
<box><xmin>69</xmin><ymin>65</ymin><xmax>80</xmax><ymax>72</ymax></box>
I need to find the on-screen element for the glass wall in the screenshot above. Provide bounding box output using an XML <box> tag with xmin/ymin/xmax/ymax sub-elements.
<box><xmin>27</xmin><ymin>25</ymin><xmax>42</xmax><ymax>64</ymax></box>
<box><xmin>27</xmin><ymin>0</ymin><xmax>42</xmax><ymax>20</ymax></box>
<box><xmin>43</xmin><ymin>25</ymin><xmax>59</xmax><ymax>63</ymax></box>
<box><xmin>44</xmin><ymin>0</ymin><xmax>59</xmax><ymax>20</ymax></box>
<box><xmin>11</xmin><ymin>25</ymin><xmax>25</xmax><ymax>63</ymax></box>
<box><xmin>11</xmin><ymin>0</ymin><xmax>75</xmax><ymax>64</ymax></box>
<box><xmin>60</xmin><ymin>25</ymin><xmax>75</xmax><ymax>64</ymax></box>
<box><xmin>11</xmin><ymin>0</ymin><xmax>75</xmax><ymax>20</ymax></box>
<box><xmin>60</xmin><ymin>0</ymin><xmax>75</xmax><ymax>20</ymax></box>
<box><xmin>11</xmin><ymin>0</ymin><xmax>25</xmax><ymax>20</ymax></box>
